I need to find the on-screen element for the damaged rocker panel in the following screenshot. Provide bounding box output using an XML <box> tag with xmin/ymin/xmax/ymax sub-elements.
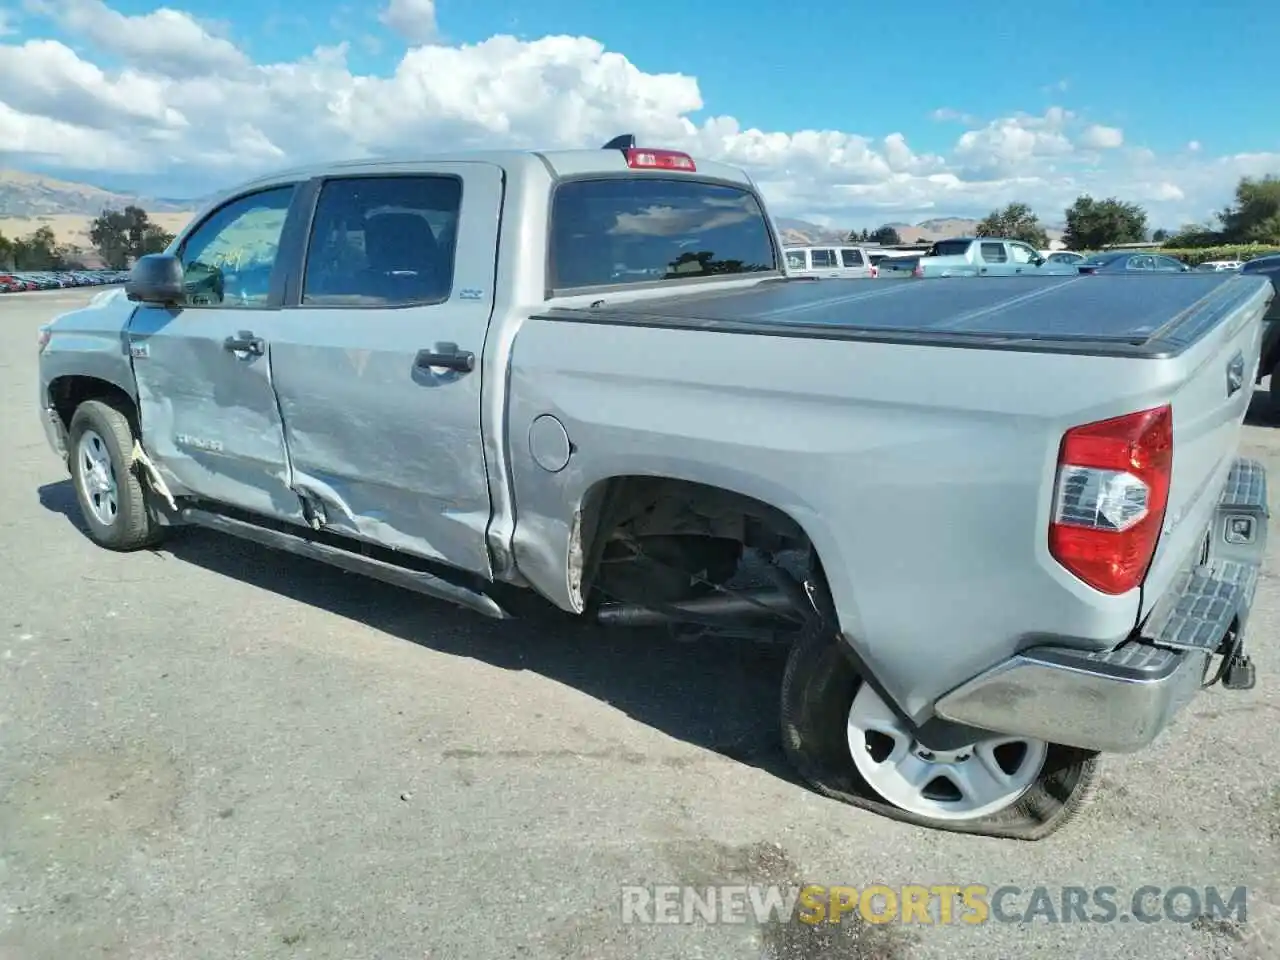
<box><xmin>179</xmin><ymin>506</ymin><xmax>512</xmax><ymax>620</ymax></box>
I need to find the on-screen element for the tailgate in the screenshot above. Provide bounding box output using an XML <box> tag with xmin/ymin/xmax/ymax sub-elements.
<box><xmin>1139</xmin><ymin>276</ymin><xmax>1272</xmax><ymax>619</ymax></box>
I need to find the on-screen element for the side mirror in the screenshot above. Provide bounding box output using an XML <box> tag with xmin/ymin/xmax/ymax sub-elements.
<box><xmin>125</xmin><ymin>254</ymin><xmax>185</xmax><ymax>306</ymax></box>
<box><xmin>1032</xmin><ymin>256</ymin><xmax>1046</xmax><ymax>267</ymax></box>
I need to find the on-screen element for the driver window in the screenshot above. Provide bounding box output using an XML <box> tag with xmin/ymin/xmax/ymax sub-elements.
<box><xmin>176</xmin><ymin>185</ymin><xmax>296</xmax><ymax>308</ymax></box>
<box><xmin>1009</xmin><ymin>244</ymin><xmax>1035</xmax><ymax>264</ymax></box>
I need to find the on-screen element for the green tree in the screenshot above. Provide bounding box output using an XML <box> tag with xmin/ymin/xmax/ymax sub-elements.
<box><xmin>1151</xmin><ymin>228</ymin><xmax>1169</xmax><ymax>243</ymax></box>
<box><xmin>1218</xmin><ymin>174</ymin><xmax>1280</xmax><ymax>245</ymax></box>
<box><xmin>870</xmin><ymin>225</ymin><xmax>901</xmax><ymax>245</ymax></box>
<box><xmin>1165</xmin><ymin>221</ymin><xmax>1220</xmax><ymax>248</ymax></box>
<box><xmin>89</xmin><ymin>208</ymin><xmax>132</xmax><ymax>268</ymax></box>
<box><xmin>1062</xmin><ymin>195</ymin><xmax>1148</xmax><ymax>250</ymax></box>
<box><xmin>11</xmin><ymin>226</ymin><xmax>66</xmax><ymax>270</ymax></box>
<box><xmin>89</xmin><ymin>204</ymin><xmax>173</xmax><ymax>268</ymax></box>
<box><xmin>0</xmin><ymin>230</ymin><xmax>12</xmax><ymax>270</ymax></box>
<box><xmin>975</xmin><ymin>202</ymin><xmax>1048</xmax><ymax>247</ymax></box>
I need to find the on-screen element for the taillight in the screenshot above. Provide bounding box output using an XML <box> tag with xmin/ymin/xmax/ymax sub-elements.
<box><xmin>869</xmin><ymin>265</ymin><xmax>879</xmax><ymax>278</ymax></box>
<box><xmin>37</xmin><ymin>325</ymin><xmax>51</xmax><ymax>353</ymax></box>
<box><xmin>1048</xmin><ymin>405</ymin><xmax>1173</xmax><ymax>595</ymax></box>
<box><xmin>625</xmin><ymin>148</ymin><xmax>696</xmax><ymax>171</ymax></box>
<box><xmin>912</xmin><ymin>263</ymin><xmax>924</xmax><ymax>278</ymax></box>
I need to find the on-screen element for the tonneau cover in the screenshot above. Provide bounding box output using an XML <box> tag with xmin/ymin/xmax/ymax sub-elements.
<box><xmin>538</xmin><ymin>273</ymin><xmax>1273</xmax><ymax>357</ymax></box>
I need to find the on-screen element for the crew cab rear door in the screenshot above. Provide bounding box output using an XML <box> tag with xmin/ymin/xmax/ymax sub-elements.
<box><xmin>265</xmin><ymin>163</ymin><xmax>504</xmax><ymax>579</ymax></box>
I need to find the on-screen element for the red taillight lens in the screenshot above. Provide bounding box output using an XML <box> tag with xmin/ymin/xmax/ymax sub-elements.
<box><xmin>912</xmin><ymin>264</ymin><xmax>923</xmax><ymax>277</ymax></box>
<box><xmin>1048</xmin><ymin>405</ymin><xmax>1173</xmax><ymax>595</ymax></box>
<box><xmin>37</xmin><ymin>325</ymin><xmax>51</xmax><ymax>353</ymax></box>
<box><xmin>625</xmin><ymin>148</ymin><xmax>696</xmax><ymax>171</ymax></box>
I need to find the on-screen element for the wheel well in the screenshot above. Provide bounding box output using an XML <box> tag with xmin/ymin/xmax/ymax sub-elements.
<box><xmin>576</xmin><ymin>475</ymin><xmax>817</xmax><ymax>602</ymax></box>
<box><xmin>49</xmin><ymin>376</ymin><xmax>138</xmax><ymax>434</ymax></box>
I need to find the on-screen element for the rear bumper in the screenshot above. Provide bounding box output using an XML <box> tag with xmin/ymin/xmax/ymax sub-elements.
<box><xmin>934</xmin><ymin>457</ymin><xmax>1269</xmax><ymax>754</ymax></box>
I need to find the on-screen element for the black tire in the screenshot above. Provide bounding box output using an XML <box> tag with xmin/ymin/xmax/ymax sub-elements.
<box><xmin>66</xmin><ymin>399</ymin><xmax>164</xmax><ymax>551</ymax></box>
<box><xmin>779</xmin><ymin>616</ymin><xmax>1101</xmax><ymax>840</ymax></box>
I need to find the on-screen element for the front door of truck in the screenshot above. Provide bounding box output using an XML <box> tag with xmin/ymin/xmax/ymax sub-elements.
<box><xmin>126</xmin><ymin>183</ymin><xmax>306</xmax><ymax>522</ymax></box>
<box><xmin>266</xmin><ymin>164</ymin><xmax>503</xmax><ymax>579</ymax></box>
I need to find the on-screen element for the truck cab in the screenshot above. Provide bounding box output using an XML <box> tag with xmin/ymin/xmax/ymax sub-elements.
<box><xmin>914</xmin><ymin>237</ymin><xmax>1079</xmax><ymax>278</ymax></box>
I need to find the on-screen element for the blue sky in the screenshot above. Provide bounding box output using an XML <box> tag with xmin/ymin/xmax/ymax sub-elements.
<box><xmin>66</xmin><ymin>0</ymin><xmax>1273</xmax><ymax>157</ymax></box>
<box><xmin>2</xmin><ymin>0</ymin><xmax>1279</xmax><ymax>227</ymax></box>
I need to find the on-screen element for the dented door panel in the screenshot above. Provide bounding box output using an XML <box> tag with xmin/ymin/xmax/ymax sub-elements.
<box><xmin>127</xmin><ymin>307</ymin><xmax>303</xmax><ymax>520</ymax></box>
<box><xmin>267</xmin><ymin>163</ymin><xmax>504</xmax><ymax>578</ymax></box>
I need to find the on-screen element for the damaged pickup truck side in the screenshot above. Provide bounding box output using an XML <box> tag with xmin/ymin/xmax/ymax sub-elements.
<box><xmin>37</xmin><ymin>137</ymin><xmax>1273</xmax><ymax>840</ymax></box>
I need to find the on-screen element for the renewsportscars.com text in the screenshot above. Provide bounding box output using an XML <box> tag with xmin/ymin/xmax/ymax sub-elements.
<box><xmin>620</xmin><ymin>883</ymin><xmax>1249</xmax><ymax>926</ymax></box>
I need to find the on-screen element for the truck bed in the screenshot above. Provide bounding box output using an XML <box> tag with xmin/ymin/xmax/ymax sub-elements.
<box><xmin>537</xmin><ymin>272</ymin><xmax>1272</xmax><ymax>357</ymax></box>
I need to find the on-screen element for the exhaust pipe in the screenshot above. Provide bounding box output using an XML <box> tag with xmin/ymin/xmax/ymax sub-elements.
<box><xmin>595</xmin><ymin>589</ymin><xmax>793</xmax><ymax>627</ymax></box>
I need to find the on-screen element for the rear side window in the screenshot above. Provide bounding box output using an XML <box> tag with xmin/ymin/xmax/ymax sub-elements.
<box><xmin>301</xmin><ymin>175</ymin><xmax>461</xmax><ymax>306</ymax></box>
<box><xmin>549</xmin><ymin>178</ymin><xmax>776</xmax><ymax>290</ymax></box>
<box><xmin>785</xmin><ymin>250</ymin><xmax>808</xmax><ymax>269</ymax></box>
<box><xmin>979</xmin><ymin>242</ymin><xmax>1007</xmax><ymax>262</ymax></box>
<box><xmin>810</xmin><ymin>249</ymin><xmax>836</xmax><ymax>268</ymax></box>
<box><xmin>841</xmin><ymin>248</ymin><xmax>864</xmax><ymax>267</ymax></box>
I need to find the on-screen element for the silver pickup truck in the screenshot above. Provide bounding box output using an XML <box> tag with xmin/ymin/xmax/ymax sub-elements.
<box><xmin>36</xmin><ymin>136</ymin><xmax>1273</xmax><ymax>840</ymax></box>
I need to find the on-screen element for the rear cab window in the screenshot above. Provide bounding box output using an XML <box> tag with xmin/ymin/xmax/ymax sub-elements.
<box><xmin>927</xmin><ymin>239</ymin><xmax>972</xmax><ymax>257</ymax></box>
<box><xmin>549</xmin><ymin>178</ymin><xmax>777</xmax><ymax>291</ymax></box>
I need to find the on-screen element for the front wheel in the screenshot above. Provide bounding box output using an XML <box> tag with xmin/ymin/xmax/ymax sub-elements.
<box><xmin>67</xmin><ymin>400</ymin><xmax>164</xmax><ymax>551</ymax></box>
<box><xmin>779</xmin><ymin>617</ymin><xmax>1101</xmax><ymax>840</ymax></box>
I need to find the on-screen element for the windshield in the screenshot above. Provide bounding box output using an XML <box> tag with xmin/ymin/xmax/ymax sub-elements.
<box><xmin>549</xmin><ymin>178</ymin><xmax>778</xmax><ymax>290</ymax></box>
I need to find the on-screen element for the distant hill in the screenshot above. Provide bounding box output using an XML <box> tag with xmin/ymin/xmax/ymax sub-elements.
<box><xmin>0</xmin><ymin>169</ymin><xmax>198</xmax><ymax>263</ymax></box>
<box><xmin>0</xmin><ymin>168</ymin><xmax>196</xmax><ymax>217</ymax></box>
<box><xmin>775</xmin><ymin>215</ymin><xmax>1066</xmax><ymax>246</ymax></box>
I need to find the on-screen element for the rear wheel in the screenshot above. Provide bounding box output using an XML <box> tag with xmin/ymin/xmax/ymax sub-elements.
<box><xmin>67</xmin><ymin>400</ymin><xmax>164</xmax><ymax>551</ymax></box>
<box><xmin>779</xmin><ymin>615</ymin><xmax>1100</xmax><ymax>840</ymax></box>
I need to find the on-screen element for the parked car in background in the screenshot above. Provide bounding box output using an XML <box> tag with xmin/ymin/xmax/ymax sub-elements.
<box><xmin>1241</xmin><ymin>253</ymin><xmax>1280</xmax><ymax>404</ymax></box>
<box><xmin>1077</xmin><ymin>252</ymin><xmax>1190</xmax><ymax>275</ymax></box>
<box><xmin>783</xmin><ymin>244</ymin><xmax>878</xmax><ymax>279</ymax></box>
<box><xmin>874</xmin><ymin>255</ymin><xmax>919</xmax><ymax>277</ymax></box>
<box><xmin>911</xmin><ymin>237</ymin><xmax>1078</xmax><ymax>278</ymax></box>
<box><xmin>1198</xmin><ymin>260</ymin><xmax>1244</xmax><ymax>272</ymax></box>
<box><xmin>0</xmin><ymin>269</ymin><xmax>125</xmax><ymax>292</ymax></box>
<box><xmin>1041</xmin><ymin>250</ymin><xmax>1086</xmax><ymax>266</ymax></box>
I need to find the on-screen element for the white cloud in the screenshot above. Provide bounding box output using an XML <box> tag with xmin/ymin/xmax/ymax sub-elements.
<box><xmin>2</xmin><ymin>0</ymin><xmax>1278</xmax><ymax>230</ymax></box>
<box><xmin>1078</xmin><ymin>124</ymin><xmax>1124</xmax><ymax>150</ymax></box>
<box><xmin>1188</xmin><ymin>140</ymin><xmax>1202</xmax><ymax>152</ymax></box>
<box><xmin>25</xmin><ymin>0</ymin><xmax>248</xmax><ymax>76</ymax></box>
<box><xmin>379</xmin><ymin>0</ymin><xmax>437</xmax><ymax>45</ymax></box>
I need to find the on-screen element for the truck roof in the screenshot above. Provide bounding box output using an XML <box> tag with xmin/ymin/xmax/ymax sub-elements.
<box><xmin>217</xmin><ymin>144</ymin><xmax>757</xmax><ymax>197</ymax></box>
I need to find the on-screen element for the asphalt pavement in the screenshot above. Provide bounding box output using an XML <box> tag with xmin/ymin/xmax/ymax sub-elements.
<box><xmin>1</xmin><ymin>288</ymin><xmax>1278</xmax><ymax>960</ymax></box>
